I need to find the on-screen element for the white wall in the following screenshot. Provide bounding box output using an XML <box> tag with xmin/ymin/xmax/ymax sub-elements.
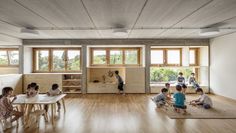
<box><xmin>23</xmin><ymin>47</ymin><xmax>33</xmax><ymax>73</ymax></box>
<box><xmin>210</xmin><ymin>32</ymin><xmax>236</xmax><ymax>100</ymax></box>
<box><xmin>0</xmin><ymin>34</ymin><xmax>22</xmax><ymax>46</ymax></box>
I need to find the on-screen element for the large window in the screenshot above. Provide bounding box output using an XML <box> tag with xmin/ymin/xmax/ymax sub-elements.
<box><xmin>150</xmin><ymin>67</ymin><xmax>196</xmax><ymax>84</ymax></box>
<box><xmin>189</xmin><ymin>48</ymin><xmax>199</xmax><ymax>66</ymax></box>
<box><xmin>92</xmin><ymin>50</ymin><xmax>107</xmax><ymax>65</ymax></box>
<box><xmin>151</xmin><ymin>48</ymin><xmax>181</xmax><ymax>66</ymax></box>
<box><xmin>34</xmin><ymin>48</ymin><xmax>81</xmax><ymax>72</ymax></box>
<box><xmin>90</xmin><ymin>48</ymin><xmax>141</xmax><ymax>66</ymax></box>
<box><xmin>0</xmin><ymin>49</ymin><xmax>19</xmax><ymax>66</ymax></box>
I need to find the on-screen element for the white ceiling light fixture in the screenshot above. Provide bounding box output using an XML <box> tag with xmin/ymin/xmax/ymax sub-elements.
<box><xmin>113</xmin><ymin>28</ymin><xmax>128</xmax><ymax>37</ymax></box>
<box><xmin>199</xmin><ymin>27</ymin><xmax>219</xmax><ymax>36</ymax></box>
<box><xmin>20</xmin><ymin>28</ymin><xmax>39</xmax><ymax>36</ymax></box>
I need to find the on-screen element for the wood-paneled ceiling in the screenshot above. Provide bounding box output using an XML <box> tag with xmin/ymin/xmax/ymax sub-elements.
<box><xmin>0</xmin><ymin>0</ymin><xmax>236</xmax><ymax>39</ymax></box>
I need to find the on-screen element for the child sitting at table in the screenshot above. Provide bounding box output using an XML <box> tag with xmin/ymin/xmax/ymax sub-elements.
<box><xmin>44</xmin><ymin>84</ymin><xmax>62</xmax><ymax>112</ymax></box>
<box><xmin>190</xmin><ymin>88</ymin><xmax>213</xmax><ymax>109</ymax></box>
<box><xmin>26</xmin><ymin>82</ymin><xmax>39</xmax><ymax>97</ymax></box>
<box><xmin>0</xmin><ymin>87</ymin><xmax>23</xmax><ymax>129</ymax></box>
<box><xmin>173</xmin><ymin>85</ymin><xmax>187</xmax><ymax>114</ymax></box>
<box><xmin>151</xmin><ymin>88</ymin><xmax>168</xmax><ymax>108</ymax></box>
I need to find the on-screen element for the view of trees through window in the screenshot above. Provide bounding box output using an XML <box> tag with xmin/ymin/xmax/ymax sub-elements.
<box><xmin>36</xmin><ymin>50</ymin><xmax>49</xmax><ymax>71</ymax></box>
<box><xmin>150</xmin><ymin>67</ymin><xmax>194</xmax><ymax>84</ymax></box>
<box><xmin>91</xmin><ymin>48</ymin><xmax>140</xmax><ymax>66</ymax></box>
<box><xmin>34</xmin><ymin>48</ymin><xmax>81</xmax><ymax>72</ymax></box>
<box><xmin>67</xmin><ymin>50</ymin><xmax>80</xmax><ymax>71</ymax></box>
<box><xmin>93</xmin><ymin>50</ymin><xmax>106</xmax><ymax>64</ymax></box>
<box><xmin>110</xmin><ymin>50</ymin><xmax>122</xmax><ymax>64</ymax></box>
<box><xmin>0</xmin><ymin>49</ymin><xmax>19</xmax><ymax>66</ymax></box>
<box><xmin>0</xmin><ymin>51</ymin><xmax>8</xmax><ymax>65</ymax></box>
<box><xmin>125</xmin><ymin>50</ymin><xmax>138</xmax><ymax>64</ymax></box>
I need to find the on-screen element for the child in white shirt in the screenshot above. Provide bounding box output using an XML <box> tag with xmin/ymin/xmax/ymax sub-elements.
<box><xmin>190</xmin><ymin>88</ymin><xmax>213</xmax><ymax>109</ymax></box>
<box><xmin>45</xmin><ymin>84</ymin><xmax>62</xmax><ymax>112</ymax></box>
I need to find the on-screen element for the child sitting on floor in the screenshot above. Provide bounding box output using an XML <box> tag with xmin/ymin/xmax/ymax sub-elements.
<box><xmin>0</xmin><ymin>87</ymin><xmax>23</xmax><ymax>130</ymax></box>
<box><xmin>164</xmin><ymin>83</ymin><xmax>171</xmax><ymax>99</ymax></box>
<box><xmin>173</xmin><ymin>85</ymin><xmax>187</xmax><ymax>114</ymax></box>
<box><xmin>44</xmin><ymin>84</ymin><xmax>62</xmax><ymax>112</ymax></box>
<box><xmin>26</xmin><ymin>82</ymin><xmax>39</xmax><ymax>97</ymax></box>
<box><xmin>190</xmin><ymin>88</ymin><xmax>213</xmax><ymax>109</ymax></box>
<box><xmin>151</xmin><ymin>88</ymin><xmax>168</xmax><ymax>108</ymax></box>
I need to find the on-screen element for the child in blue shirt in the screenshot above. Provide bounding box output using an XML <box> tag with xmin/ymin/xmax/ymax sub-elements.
<box><xmin>173</xmin><ymin>85</ymin><xmax>187</xmax><ymax>114</ymax></box>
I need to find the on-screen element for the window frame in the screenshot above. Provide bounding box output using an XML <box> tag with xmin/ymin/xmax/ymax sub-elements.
<box><xmin>33</xmin><ymin>48</ymin><xmax>81</xmax><ymax>73</ymax></box>
<box><xmin>90</xmin><ymin>47</ymin><xmax>141</xmax><ymax>66</ymax></box>
<box><xmin>189</xmin><ymin>48</ymin><xmax>199</xmax><ymax>66</ymax></box>
<box><xmin>0</xmin><ymin>48</ymin><xmax>19</xmax><ymax>67</ymax></box>
<box><xmin>151</xmin><ymin>48</ymin><xmax>182</xmax><ymax>67</ymax></box>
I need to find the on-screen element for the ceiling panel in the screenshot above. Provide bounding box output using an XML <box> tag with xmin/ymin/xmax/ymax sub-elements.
<box><xmin>82</xmin><ymin>0</ymin><xmax>146</xmax><ymax>28</ymax></box>
<box><xmin>135</xmin><ymin>0</ymin><xmax>211</xmax><ymax>27</ymax></box>
<box><xmin>0</xmin><ymin>0</ymin><xmax>53</xmax><ymax>27</ymax></box>
<box><xmin>128</xmin><ymin>29</ymin><xmax>164</xmax><ymax>38</ymax></box>
<box><xmin>16</xmin><ymin>0</ymin><xmax>94</xmax><ymax>28</ymax></box>
<box><xmin>99</xmin><ymin>29</ymin><xmax>130</xmax><ymax>38</ymax></box>
<box><xmin>184</xmin><ymin>29</ymin><xmax>236</xmax><ymax>38</ymax></box>
<box><xmin>65</xmin><ymin>30</ymin><xmax>100</xmax><ymax>39</ymax></box>
<box><xmin>175</xmin><ymin>0</ymin><xmax>236</xmax><ymax>28</ymax></box>
<box><xmin>158</xmin><ymin>29</ymin><xmax>198</xmax><ymax>38</ymax></box>
<box><xmin>20</xmin><ymin>30</ymin><xmax>71</xmax><ymax>39</ymax></box>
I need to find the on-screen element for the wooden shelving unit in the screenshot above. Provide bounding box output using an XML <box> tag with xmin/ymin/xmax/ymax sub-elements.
<box><xmin>62</xmin><ymin>74</ymin><xmax>82</xmax><ymax>93</ymax></box>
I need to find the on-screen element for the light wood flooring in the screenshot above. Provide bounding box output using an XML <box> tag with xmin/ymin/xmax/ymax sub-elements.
<box><xmin>2</xmin><ymin>94</ymin><xmax>236</xmax><ymax>133</ymax></box>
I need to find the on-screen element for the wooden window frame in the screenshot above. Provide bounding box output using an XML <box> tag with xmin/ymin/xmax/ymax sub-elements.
<box><xmin>151</xmin><ymin>48</ymin><xmax>182</xmax><ymax>67</ymax></box>
<box><xmin>33</xmin><ymin>48</ymin><xmax>81</xmax><ymax>73</ymax></box>
<box><xmin>189</xmin><ymin>48</ymin><xmax>199</xmax><ymax>66</ymax></box>
<box><xmin>0</xmin><ymin>48</ymin><xmax>19</xmax><ymax>67</ymax></box>
<box><xmin>90</xmin><ymin>47</ymin><xmax>141</xmax><ymax>66</ymax></box>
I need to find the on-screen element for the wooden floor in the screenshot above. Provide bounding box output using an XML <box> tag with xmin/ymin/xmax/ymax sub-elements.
<box><xmin>2</xmin><ymin>94</ymin><xmax>236</xmax><ymax>133</ymax></box>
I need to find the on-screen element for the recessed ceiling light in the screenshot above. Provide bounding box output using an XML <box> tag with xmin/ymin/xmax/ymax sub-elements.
<box><xmin>199</xmin><ymin>27</ymin><xmax>219</xmax><ymax>36</ymax></box>
<box><xmin>20</xmin><ymin>28</ymin><xmax>39</xmax><ymax>36</ymax></box>
<box><xmin>113</xmin><ymin>28</ymin><xmax>128</xmax><ymax>36</ymax></box>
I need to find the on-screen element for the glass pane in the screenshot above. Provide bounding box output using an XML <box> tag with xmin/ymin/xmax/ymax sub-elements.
<box><xmin>52</xmin><ymin>50</ymin><xmax>65</xmax><ymax>71</ymax></box>
<box><xmin>125</xmin><ymin>50</ymin><xmax>138</xmax><ymax>64</ymax></box>
<box><xmin>36</xmin><ymin>50</ymin><xmax>49</xmax><ymax>71</ymax></box>
<box><xmin>9</xmin><ymin>50</ymin><xmax>19</xmax><ymax>65</ymax></box>
<box><xmin>167</xmin><ymin>50</ymin><xmax>180</xmax><ymax>64</ymax></box>
<box><xmin>150</xmin><ymin>67</ymin><xmax>194</xmax><ymax>84</ymax></box>
<box><xmin>189</xmin><ymin>50</ymin><xmax>195</xmax><ymax>64</ymax></box>
<box><xmin>93</xmin><ymin>50</ymin><xmax>106</xmax><ymax>64</ymax></box>
<box><xmin>67</xmin><ymin>50</ymin><xmax>80</xmax><ymax>71</ymax></box>
<box><xmin>110</xmin><ymin>50</ymin><xmax>123</xmax><ymax>64</ymax></box>
<box><xmin>151</xmin><ymin>50</ymin><xmax>163</xmax><ymax>64</ymax></box>
<box><xmin>0</xmin><ymin>51</ymin><xmax>8</xmax><ymax>65</ymax></box>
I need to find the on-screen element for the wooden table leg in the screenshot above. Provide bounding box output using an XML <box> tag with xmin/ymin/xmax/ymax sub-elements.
<box><xmin>25</xmin><ymin>104</ymin><xmax>33</xmax><ymax>127</ymax></box>
<box><xmin>62</xmin><ymin>98</ymin><xmax>66</xmax><ymax>112</ymax></box>
<box><xmin>51</xmin><ymin>104</ymin><xmax>54</xmax><ymax>126</ymax></box>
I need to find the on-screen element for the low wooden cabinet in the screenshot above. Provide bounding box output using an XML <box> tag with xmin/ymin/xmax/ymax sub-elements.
<box><xmin>62</xmin><ymin>74</ymin><xmax>82</xmax><ymax>93</ymax></box>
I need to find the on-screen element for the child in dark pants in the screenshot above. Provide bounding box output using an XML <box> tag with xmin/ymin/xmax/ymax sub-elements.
<box><xmin>44</xmin><ymin>84</ymin><xmax>62</xmax><ymax>112</ymax></box>
<box><xmin>115</xmin><ymin>70</ymin><xmax>125</xmax><ymax>95</ymax></box>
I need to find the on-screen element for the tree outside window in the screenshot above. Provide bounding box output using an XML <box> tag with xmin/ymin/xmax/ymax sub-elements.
<box><xmin>0</xmin><ymin>49</ymin><xmax>19</xmax><ymax>66</ymax></box>
<box><xmin>110</xmin><ymin>50</ymin><xmax>123</xmax><ymax>65</ymax></box>
<box><xmin>124</xmin><ymin>50</ymin><xmax>138</xmax><ymax>64</ymax></box>
<box><xmin>93</xmin><ymin>50</ymin><xmax>106</xmax><ymax>65</ymax></box>
<box><xmin>36</xmin><ymin>50</ymin><xmax>49</xmax><ymax>71</ymax></box>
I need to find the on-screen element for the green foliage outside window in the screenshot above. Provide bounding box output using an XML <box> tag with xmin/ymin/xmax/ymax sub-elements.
<box><xmin>150</xmin><ymin>67</ymin><xmax>193</xmax><ymax>84</ymax></box>
<box><xmin>110</xmin><ymin>50</ymin><xmax>122</xmax><ymax>64</ymax></box>
<box><xmin>125</xmin><ymin>50</ymin><xmax>138</xmax><ymax>64</ymax></box>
